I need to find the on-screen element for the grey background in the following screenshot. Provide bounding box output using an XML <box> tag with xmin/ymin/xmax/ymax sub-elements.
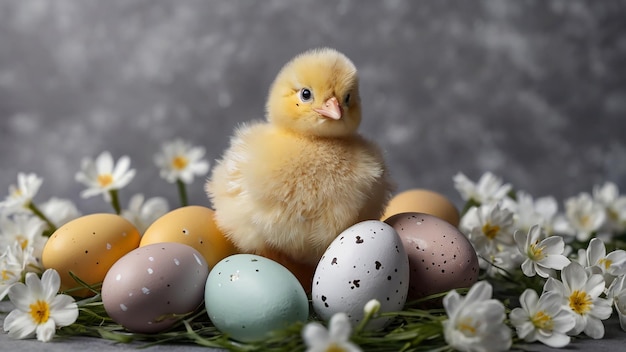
<box><xmin>1</xmin><ymin>1</ymin><xmax>625</xmax><ymax>214</ymax></box>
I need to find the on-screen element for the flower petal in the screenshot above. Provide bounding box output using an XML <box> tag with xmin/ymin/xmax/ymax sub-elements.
<box><xmin>583</xmin><ymin>316</ymin><xmax>605</xmax><ymax>339</ymax></box>
<box><xmin>40</xmin><ymin>269</ymin><xmax>61</xmax><ymax>301</ymax></box>
<box><xmin>35</xmin><ymin>319</ymin><xmax>56</xmax><ymax>342</ymax></box>
<box><xmin>50</xmin><ymin>295</ymin><xmax>78</xmax><ymax>327</ymax></box>
<box><xmin>465</xmin><ymin>281</ymin><xmax>492</xmax><ymax>302</ymax></box>
<box><xmin>538</xmin><ymin>332</ymin><xmax>570</xmax><ymax>348</ymax></box>
<box><xmin>302</xmin><ymin>322</ymin><xmax>329</xmax><ymax>347</ymax></box>
<box><xmin>329</xmin><ymin>313</ymin><xmax>352</xmax><ymax>342</ymax></box>
<box><xmin>3</xmin><ymin>310</ymin><xmax>36</xmax><ymax>340</ymax></box>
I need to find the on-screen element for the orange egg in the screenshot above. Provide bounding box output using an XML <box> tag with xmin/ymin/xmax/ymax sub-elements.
<box><xmin>42</xmin><ymin>213</ymin><xmax>141</xmax><ymax>297</ymax></box>
<box><xmin>140</xmin><ymin>206</ymin><xmax>238</xmax><ymax>268</ymax></box>
<box><xmin>382</xmin><ymin>189</ymin><xmax>460</xmax><ymax>227</ymax></box>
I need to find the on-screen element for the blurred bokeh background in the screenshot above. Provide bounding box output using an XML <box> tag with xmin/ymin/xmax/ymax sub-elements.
<box><xmin>1</xmin><ymin>0</ymin><xmax>625</xmax><ymax>215</ymax></box>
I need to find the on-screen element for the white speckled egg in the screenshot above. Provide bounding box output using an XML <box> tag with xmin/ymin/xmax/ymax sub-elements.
<box><xmin>204</xmin><ymin>254</ymin><xmax>309</xmax><ymax>342</ymax></box>
<box><xmin>101</xmin><ymin>242</ymin><xmax>209</xmax><ymax>333</ymax></box>
<box><xmin>312</xmin><ymin>220</ymin><xmax>409</xmax><ymax>330</ymax></box>
<box><xmin>385</xmin><ymin>212</ymin><xmax>479</xmax><ymax>301</ymax></box>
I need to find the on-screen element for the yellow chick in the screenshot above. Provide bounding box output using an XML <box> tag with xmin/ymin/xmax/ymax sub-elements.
<box><xmin>206</xmin><ymin>48</ymin><xmax>393</xmax><ymax>285</ymax></box>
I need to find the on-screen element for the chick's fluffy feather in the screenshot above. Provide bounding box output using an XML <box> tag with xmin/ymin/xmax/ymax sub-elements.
<box><xmin>206</xmin><ymin>48</ymin><xmax>393</xmax><ymax>265</ymax></box>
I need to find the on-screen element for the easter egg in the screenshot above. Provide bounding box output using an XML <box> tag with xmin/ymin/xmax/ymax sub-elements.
<box><xmin>140</xmin><ymin>206</ymin><xmax>238</xmax><ymax>268</ymax></box>
<box><xmin>205</xmin><ymin>254</ymin><xmax>309</xmax><ymax>342</ymax></box>
<box><xmin>101</xmin><ymin>242</ymin><xmax>209</xmax><ymax>333</ymax></box>
<box><xmin>42</xmin><ymin>213</ymin><xmax>141</xmax><ymax>297</ymax></box>
<box><xmin>312</xmin><ymin>220</ymin><xmax>409</xmax><ymax>330</ymax></box>
<box><xmin>382</xmin><ymin>189</ymin><xmax>460</xmax><ymax>227</ymax></box>
<box><xmin>385</xmin><ymin>212</ymin><xmax>479</xmax><ymax>302</ymax></box>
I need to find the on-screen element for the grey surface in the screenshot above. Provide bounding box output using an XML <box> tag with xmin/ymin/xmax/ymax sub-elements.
<box><xmin>1</xmin><ymin>0</ymin><xmax>626</xmax><ymax>351</ymax></box>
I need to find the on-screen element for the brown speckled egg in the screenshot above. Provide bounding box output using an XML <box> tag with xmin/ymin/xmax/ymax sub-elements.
<box><xmin>382</xmin><ymin>189</ymin><xmax>460</xmax><ymax>227</ymax></box>
<box><xmin>101</xmin><ymin>242</ymin><xmax>209</xmax><ymax>333</ymax></box>
<box><xmin>385</xmin><ymin>212</ymin><xmax>478</xmax><ymax>302</ymax></box>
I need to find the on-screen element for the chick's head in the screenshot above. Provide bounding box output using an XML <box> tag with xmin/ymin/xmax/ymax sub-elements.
<box><xmin>266</xmin><ymin>48</ymin><xmax>361</xmax><ymax>138</ymax></box>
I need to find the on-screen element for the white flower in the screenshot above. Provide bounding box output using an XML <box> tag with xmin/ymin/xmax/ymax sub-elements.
<box><xmin>154</xmin><ymin>139</ymin><xmax>210</xmax><ymax>184</ymax></box>
<box><xmin>121</xmin><ymin>194</ymin><xmax>170</xmax><ymax>234</ymax></box>
<box><xmin>514</xmin><ymin>225</ymin><xmax>570</xmax><ymax>278</ymax></box>
<box><xmin>38</xmin><ymin>197</ymin><xmax>81</xmax><ymax>228</ymax></box>
<box><xmin>302</xmin><ymin>312</ymin><xmax>361</xmax><ymax>352</ymax></box>
<box><xmin>511</xmin><ymin>191</ymin><xmax>559</xmax><ymax>235</ymax></box>
<box><xmin>460</xmin><ymin>202</ymin><xmax>515</xmax><ymax>258</ymax></box>
<box><xmin>543</xmin><ymin>262</ymin><xmax>612</xmax><ymax>339</ymax></box>
<box><xmin>442</xmin><ymin>281</ymin><xmax>512</xmax><ymax>352</ymax></box>
<box><xmin>0</xmin><ymin>173</ymin><xmax>43</xmax><ymax>213</ymax></box>
<box><xmin>593</xmin><ymin>182</ymin><xmax>626</xmax><ymax>234</ymax></box>
<box><xmin>585</xmin><ymin>238</ymin><xmax>626</xmax><ymax>285</ymax></box>
<box><xmin>3</xmin><ymin>269</ymin><xmax>78</xmax><ymax>342</ymax></box>
<box><xmin>553</xmin><ymin>192</ymin><xmax>606</xmax><ymax>242</ymax></box>
<box><xmin>0</xmin><ymin>245</ymin><xmax>24</xmax><ymax>300</ymax></box>
<box><xmin>453</xmin><ymin>172</ymin><xmax>512</xmax><ymax>205</ymax></box>
<box><xmin>0</xmin><ymin>214</ymin><xmax>48</xmax><ymax>258</ymax></box>
<box><xmin>74</xmin><ymin>151</ymin><xmax>136</xmax><ymax>201</ymax></box>
<box><xmin>510</xmin><ymin>289</ymin><xmax>576</xmax><ymax>348</ymax></box>
<box><xmin>607</xmin><ymin>275</ymin><xmax>626</xmax><ymax>332</ymax></box>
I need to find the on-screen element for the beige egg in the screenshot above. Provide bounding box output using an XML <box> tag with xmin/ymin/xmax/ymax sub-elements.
<box><xmin>42</xmin><ymin>213</ymin><xmax>141</xmax><ymax>297</ymax></box>
<box><xmin>140</xmin><ymin>206</ymin><xmax>238</xmax><ymax>268</ymax></box>
<box><xmin>382</xmin><ymin>189</ymin><xmax>460</xmax><ymax>227</ymax></box>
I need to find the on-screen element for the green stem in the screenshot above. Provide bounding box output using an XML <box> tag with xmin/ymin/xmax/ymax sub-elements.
<box><xmin>109</xmin><ymin>189</ymin><xmax>121</xmax><ymax>214</ymax></box>
<box><xmin>177</xmin><ymin>179</ymin><xmax>188</xmax><ymax>207</ymax></box>
<box><xmin>27</xmin><ymin>201</ymin><xmax>57</xmax><ymax>235</ymax></box>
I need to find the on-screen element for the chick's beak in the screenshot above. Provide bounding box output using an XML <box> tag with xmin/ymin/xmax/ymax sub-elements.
<box><xmin>314</xmin><ymin>97</ymin><xmax>342</xmax><ymax>120</ymax></box>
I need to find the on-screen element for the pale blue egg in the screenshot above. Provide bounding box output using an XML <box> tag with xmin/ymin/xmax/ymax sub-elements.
<box><xmin>204</xmin><ymin>254</ymin><xmax>309</xmax><ymax>342</ymax></box>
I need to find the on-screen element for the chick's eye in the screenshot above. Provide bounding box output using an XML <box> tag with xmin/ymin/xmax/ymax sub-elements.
<box><xmin>344</xmin><ymin>93</ymin><xmax>351</xmax><ymax>105</ymax></box>
<box><xmin>299</xmin><ymin>88</ymin><xmax>313</xmax><ymax>102</ymax></box>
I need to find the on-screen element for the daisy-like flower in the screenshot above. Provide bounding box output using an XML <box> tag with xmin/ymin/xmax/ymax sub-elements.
<box><xmin>511</xmin><ymin>191</ymin><xmax>559</xmax><ymax>235</ymax></box>
<box><xmin>154</xmin><ymin>139</ymin><xmax>210</xmax><ymax>184</ymax></box>
<box><xmin>74</xmin><ymin>151</ymin><xmax>136</xmax><ymax>213</ymax></box>
<box><xmin>509</xmin><ymin>289</ymin><xmax>576</xmax><ymax>348</ymax></box>
<box><xmin>593</xmin><ymin>182</ymin><xmax>626</xmax><ymax>234</ymax></box>
<box><xmin>0</xmin><ymin>214</ymin><xmax>48</xmax><ymax>259</ymax></box>
<box><xmin>453</xmin><ymin>172</ymin><xmax>512</xmax><ymax>206</ymax></box>
<box><xmin>607</xmin><ymin>274</ymin><xmax>626</xmax><ymax>331</ymax></box>
<box><xmin>442</xmin><ymin>281</ymin><xmax>512</xmax><ymax>352</ymax></box>
<box><xmin>514</xmin><ymin>225</ymin><xmax>570</xmax><ymax>278</ymax></box>
<box><xmin>38</xmin><ymin>197</ymin><xmax>81</xmax><ymax>228</ymax></box>
<box><xmin>121</xmin><ymin>194</ymin><xmax>170</xmax><ymax>234</ymax></box>
<box><xmin>553</xmin><ymin>192</ymin><xmax>606</xmax><ymax>242</ymax></box>
<box><xmin>3</xmin><ymin>269</ymin><xmax>78</xmax><ymax>342</ymax></box>
<box><xmin>585</xmin><ymin>238</ymin><xmax>626</xmax><ymax>285</ymax></box>
<box><xmin>302</xmin><ymin>312</ymin><xmax>362</xmax><ymax>352</ymax></box>
<box><xmin>0</xmin><ymin>244</ymin><xmax>24</xmax><ymax>300</ymax></box>
<box><xmin>543</xmin><ymin>262</ymin><xmax>612</xmax><ymax>339</ymax></box>
<box><xmin>0</xmin><ymin>173</ymin><xmax>43</xmax><ymax>213</ymax></box>
<box><xmin>459</xmin><ymin>202</ymin><xmax>515</xmax><ymax>259</ymax></box>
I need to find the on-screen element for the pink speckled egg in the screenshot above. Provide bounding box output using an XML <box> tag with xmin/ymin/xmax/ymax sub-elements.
<box><xmin>384</xmin><ymin>212</ymin><xmax>478</xmax><ymax>302</ymax></box>
<box><xmin>101</xmin><ymin>242</ymin><xmax>209</xmax><ymax>333</ymax></box>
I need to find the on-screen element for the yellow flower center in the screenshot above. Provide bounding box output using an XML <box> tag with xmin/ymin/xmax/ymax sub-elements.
<box><xmin>569</xmin><ymin>290</ymin><xmax>592</xmax><ymax>315</ymax></box>
<box><xmin>97</xmin><ymin>174</ymin><xmax>114</xmax><ymax>187</ymax></box>
<box><xmin>531</xmin><ymin>310</ymin><xmax>554</xmax><ymax>330</ymax></box>
<box><xmin>599</xmin><ymin>258</ymin><xmax>612</xmax><ymax>270</ymax></box>
<box><xmin>17</xmin><ymin>235</ymin><xmax>28</xmax><ymax>250</ymax></box>
<box><xmin>482</xmin><ymin>222</ymin><xmax>500</xmax><ymax>240</ymax></box>
<box><xmin>172</xmin><ymin>156</ymin><xmax>189</xmax><ymax>170</ymax></box>
<box><xmin>579</xmin><ymin>215</ymin><xmax>590</xmax><ymax>228</ymax></box>
<box><xmin>29</xmin><ymin>300</ymin><xmax>50</xmax><ymax>324</ymax></box>
<box><xmin>325</xmin><ymin>343</ymin><xmax>349</xmax><ymax>352</ymax></box>
<box><xmin>1</xmin><ymin>269</ymin><xmax>9</xmax><ymax>281</ymax></box>
<box><xmin>457</xmin><ymin>317</ymin><xmax>477</xmax><ymax>336</ymax></box>
<box><xmin>529</xmin><ymin>241</ymin><xmax>545</xmax><ymax>261</ymax></box>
